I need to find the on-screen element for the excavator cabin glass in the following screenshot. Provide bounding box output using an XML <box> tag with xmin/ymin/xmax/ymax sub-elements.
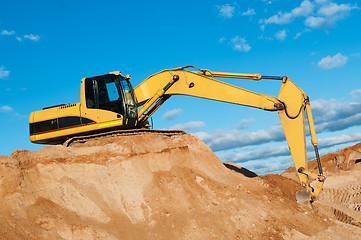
<box><xmin>85</xmin><ymin>74</ymin><xmax>138</xmax><ymax>125</ymax></box>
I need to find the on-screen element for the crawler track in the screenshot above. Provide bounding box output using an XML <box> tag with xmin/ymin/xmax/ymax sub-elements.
<box><xmin>63</xmin><ymin>129</ymin><xmax>186</xmax><ymax>147</ymax></box>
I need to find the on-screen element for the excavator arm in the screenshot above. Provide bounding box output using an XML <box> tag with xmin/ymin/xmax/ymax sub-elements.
<box><xmin>134</xmin><ymin>65</ymin><xmax>325</xmax><ymax>203</ymax></box>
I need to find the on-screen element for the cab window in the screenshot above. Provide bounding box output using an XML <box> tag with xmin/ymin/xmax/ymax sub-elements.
<box><xmin>85</xmin><ymin>77</ymin><xmax>125</xmax><ymax>115</ymax></box>
<box><xmin>85</xmin><ymin>79</ymin><xmax>95</xmax><ymax>108</ymax></box>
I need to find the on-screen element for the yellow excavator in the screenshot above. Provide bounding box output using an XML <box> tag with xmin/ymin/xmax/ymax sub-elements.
<box><xmin>29</xmin><ymin>65</ymin><xmax>325</xmax><ymax>204</ymax></box>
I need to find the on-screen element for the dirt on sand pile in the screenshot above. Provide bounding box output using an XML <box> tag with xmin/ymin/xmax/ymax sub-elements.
<box><xmin>1</xmin><ymin>133</ymin><xmax>361</xmax><ymax>239</ymax></box>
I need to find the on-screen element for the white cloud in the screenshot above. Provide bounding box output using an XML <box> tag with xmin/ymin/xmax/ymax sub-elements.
<box><xmin>264</xmin><ymin>12</ymin><xmax>293</xmax><ymax>24</ymax></box>
<box><xmin>318</xmin><ymin>2</ymin><xmax>353</xmax><ymax>16</ymax></box>
<box><xmin>262</xmin><ymin>1</ymin><xmax>358</xmax><ymax>31</ymax></box>
<box><xmin>275</xmin><ymin>29</ymin><xmax>287</xmax><ymax>41</ymax></box>
<box><xmin>305</xmin><ymin>2</ymin><xmax>357</xmax><ymax>29</ymax></box>
<box><xmin>162</xmin><ymin>108</ymin><xmax>183</xmax><ymax>120</ymax></box>
<box><xmin>230</xmin><ymin>36</ymin><xmax>251</xmax><ymax>52</ymax></box>
<box><xmin>350</xmin><ymin>89</ymin><xmax>361</xmax><ymax>100</ymax></box>
<box><xmin>218</xmin><ymin>4</ymin><xmax>235</xmax><ymax>18</ymax></box>
<box><xmin>224</xmin><ymin>145</ymin><xmax>289</xmax><ymax>162</ymax></box>
<box><xmin>263</xmin><ymin>0</ymin><xmax>314</xmax><ymax>25</ymax></box>
<box><xmin>0</xmin><ymin>66</ymin><xmax>10</xmax><ymax>79</ymax></box>
<box><xmin>316</xmin><ymin>113</ymin><xmax>361</xmax><ymax>132</ymax></box>
<box><xmin>237</xmin><ymin>118</ymin><xmax>255</xmax><ymax>129</ymax></box>
<box><xmin>311</xmin><ymin>98</ymin><xmax>361</xmax><ymax>123</ymax></box>
<box><xmin>317</xmin><ymin>53</ymin><xmax>348</xmax><ymax>70</ymax></box>
<box><xmin>1</xmin><ymin>30</ymin><xmax>15</xmax><ymax>35</ymax></box>
<box><xmin>292</xmin><ymin>0</ymin><xmax>314</xmax><ymax>17</ymax></box>
<box><xmin>242</xmin><ymin>8</ymin><xmax>256</xmax><ymax>16</ymax></box>
<box><xmin>241</xmin><ymin>161</ymin><xmax>291</xmax><ymax>175</ymax></box>
<box><xmin>1</xmin><ymin>105</ymin><xmax>13</xmax><ymax>113</ymax></box>
<box><xmin>223</xmin><ymin>132</ymin><xmax>361</xmax><ymax>163</ymax></box>
<box><xmin>197</xmin><ymin>125</ymin><xmax>285</xmax><ymax>152</ymax></box>
<box><xmin>258</xmin><ymin>34</ymin><xmax>273</xmax><ymax>41</ymax></box>
<box><xmin>310</xmin><ymin>97</ymin><xmax>361</xmax><ymax>133</ymax></box>
<box><xmin>305</xmin><ymin>16</ymin><xmax>327</xmax><ymax>29</ymax></box>
<box><xmin>315</xmin><ymin>0</ymin><xmax>329</xmax><ymax>4</ymax></box>
<box><xmin>318</xmin><ymin>133</ymin><xmax>361</xmax><ymax>147</ymax></box>
<box><xmin>294</xmin><ymin>32</ymin><xmax>302</xmax><ymax>39</ymax></box>
<box><xmin>1</xmin><ymin>28</ymin><xmax>42</xmax><ymax>42</ymax></box>
<box><xmin>293</xmin><ymin>28</ymin><xmax>311</xmax><ymax>39</ymax></box>
<box><xmin>219</xmin><ymin>37</ymin><xmax>226</xmax><ymax>43</ymax></box>
<box><xmin>24</xmin><ymin>34</ymin><xmax>40</xmax><ymax>41</ymax></box>
<box><xmin>170</xmin><ymin>121</ymin><xmax>206</xmax><ymax>131</ymax></box>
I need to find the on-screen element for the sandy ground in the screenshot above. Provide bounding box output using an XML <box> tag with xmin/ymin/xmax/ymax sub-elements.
<box><xmin>0</xmin><ymin>133</ymin><xmax>360</xmax><ymax>239</ymax></box>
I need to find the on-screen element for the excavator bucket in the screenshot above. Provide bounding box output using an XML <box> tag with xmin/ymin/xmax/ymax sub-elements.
<box><xmin>296</xmin><ymin>189</ymin><xmax>311</xmax><ymax>203</ymax></box>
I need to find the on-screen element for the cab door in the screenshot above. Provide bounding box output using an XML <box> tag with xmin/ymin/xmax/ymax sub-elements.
<box><xmin>81</xmin><ymin>76</ymin><xmax>124</xmax><ymax>124</ymax></box>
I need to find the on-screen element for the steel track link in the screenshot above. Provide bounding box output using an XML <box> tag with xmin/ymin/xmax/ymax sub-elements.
<box><xmin>63</xmin><ymin>129</ymin><xmax>186</xmax><ymax>147</ymax></box>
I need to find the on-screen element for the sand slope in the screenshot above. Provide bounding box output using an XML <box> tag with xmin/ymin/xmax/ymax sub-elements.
<box><xmin>0</xmin><ymin>133</ymin><xmax>360</xmax><ymax>239</ymax></box>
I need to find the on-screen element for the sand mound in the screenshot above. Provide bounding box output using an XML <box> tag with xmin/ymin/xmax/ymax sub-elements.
<box><xmin>1</xmin><ymin>133</ymin><xmax>361</xmax><ymax>239</ymax></box>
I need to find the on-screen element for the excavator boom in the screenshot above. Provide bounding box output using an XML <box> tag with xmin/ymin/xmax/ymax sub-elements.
<box><xmin>134</xmin><ymin>65</ymin><xmax>324</xmax><ymax>203</ymax></box>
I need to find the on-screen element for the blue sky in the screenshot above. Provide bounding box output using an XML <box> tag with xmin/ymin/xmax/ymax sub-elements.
<box><xmin>1</xmin><ymin>0</ymin><xmax>361</xmax><ymax>174</ymax></box>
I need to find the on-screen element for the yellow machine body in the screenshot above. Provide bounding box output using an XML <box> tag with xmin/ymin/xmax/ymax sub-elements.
<box><xmin>29</xmin><ymin>72</ymin><xmax>138</xmax><ymax>144</ymax></box>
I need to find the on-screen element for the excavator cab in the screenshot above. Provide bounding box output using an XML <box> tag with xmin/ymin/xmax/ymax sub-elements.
<box><xmin>84</xmin><ymin>74</ymin><xmax>138</xmax><ymax>121</ymax></box>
